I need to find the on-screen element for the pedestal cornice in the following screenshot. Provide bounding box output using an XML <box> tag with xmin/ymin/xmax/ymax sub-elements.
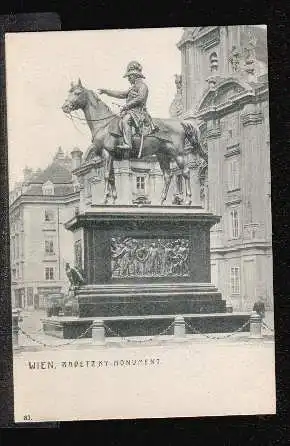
<box><xmin>65</xmin><ymin>205</ymin><xmax>221</xmax><ymax>231</ymax></box>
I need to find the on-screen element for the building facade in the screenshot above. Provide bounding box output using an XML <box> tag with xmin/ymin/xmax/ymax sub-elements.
<box><xmin>173</xmin><ymin>25</ymin><xmax>272</xmax><ymax>311</ymax></box>
<box><xmin>10</xmin><ymin>147</ymin><xmax>80</xmax><ymax>309</ymax></box>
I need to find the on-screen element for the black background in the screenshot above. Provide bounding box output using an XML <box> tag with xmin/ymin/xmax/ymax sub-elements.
<box><xmin>0</xmin><ymin>1</ymin><xmax>290</xmax><ymax>444</ymax></box>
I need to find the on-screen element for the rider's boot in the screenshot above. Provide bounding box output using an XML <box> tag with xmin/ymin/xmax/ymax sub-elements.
<box><xmin>117</xmin><ymin>118</ymin><xmax>132</xmax><ymax>150</ymax></box>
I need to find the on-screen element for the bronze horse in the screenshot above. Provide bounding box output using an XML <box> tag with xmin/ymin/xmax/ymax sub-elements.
<box><xmin>62</xmin><ymin>79</ymin><xmax>206</xmax><ymax>205</ymax></box>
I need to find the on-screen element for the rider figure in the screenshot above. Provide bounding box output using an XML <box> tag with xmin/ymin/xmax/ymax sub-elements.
<box><xmin>98</xmin><ymin>61</ymin><xmax>157</xmax><ymax>151</ymax></box>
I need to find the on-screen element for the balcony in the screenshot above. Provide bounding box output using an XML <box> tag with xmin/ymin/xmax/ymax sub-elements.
<box><xmin>243</xmin><ymin>223</ymin><xmax>266</xmax><ymax>242</ymax></box>
<box><xmin>225</xmin><ymin>189</ymin><xmax>241</xmax><ymax>205</ymax></box>
<box><xmin>43</xmin><ymin>252</ymin><xmax>57</xmax><ymax>262</ymax></box>
<box><xmin>42</xmin><ymin>221</ymin><xmax>56</xmax><ymax>232</ymax></box>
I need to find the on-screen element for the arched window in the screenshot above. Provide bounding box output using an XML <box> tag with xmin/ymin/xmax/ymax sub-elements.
<box><xmin>209</xmin><ymin>52</ymin><xmax>218</xmax><ymax>73</ymax></box>
<box><xmin>42</xmin><ymin>180</ymin><xmax>54</xmax><ymax>196</ymax></box>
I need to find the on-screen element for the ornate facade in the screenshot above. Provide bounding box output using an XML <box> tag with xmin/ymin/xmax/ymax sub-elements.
<box><xmin>174</xmin><ymin>25</ymin><xmax>272</xmax><ymax>311</ymax></box>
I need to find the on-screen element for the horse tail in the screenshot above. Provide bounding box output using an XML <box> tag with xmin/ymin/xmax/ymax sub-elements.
<box><xmin>181</xmin><ymin>120</ymin><xmax>207</xmax><ymax>161</ymax></box>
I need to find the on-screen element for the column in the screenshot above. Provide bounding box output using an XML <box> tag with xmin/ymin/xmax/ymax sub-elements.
<box><xmin>219</xmin><ymin>26</ymin><xmax>229</xmax><ymax>76</ymax></box>
<box><xmin>240</xmin><ymin>102</ymin><xmax>264</xmax><ymax>236</ymax></box>
<box><xmin>114</xmin><ymin>160</ymin><xmax>132</xmax><ymax>205</ymax></box>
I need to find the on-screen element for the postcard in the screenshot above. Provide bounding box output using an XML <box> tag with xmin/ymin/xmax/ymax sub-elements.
<box><xmin>5</xmin><ymin>26</ymin><xmax>275</xmax><ymax>423</ymax></box>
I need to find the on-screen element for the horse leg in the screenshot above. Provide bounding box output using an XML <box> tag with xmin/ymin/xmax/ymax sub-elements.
<box><xmin>175</xmin><ymin>154</ymin><xmax>192</xmax><ymax>206</ymax></box>
<box><xmin>109</xmin><ymin>165</ymin><xmax>117</xmax><ymax>204</ymax></box>
<box><xmin>182</xmin><ymin>166</ymin><xmax>192</xmax><ymax>206</ymax></box>
<box><xmin>174</xmin><ymin>172</ymin><xmax>184</xmax><ymax>205</ymax></box>
<box><xmin>102</xmin><ymin>150</ymin><xmax>112</xmax><ymax>204</ymax></box>
<box><xmin>158</xmin><ymin>154</ymin><xmax>172</xmax><ymax>205</ymax></box>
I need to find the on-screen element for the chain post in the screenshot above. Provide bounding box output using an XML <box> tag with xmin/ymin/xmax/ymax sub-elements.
<box><xmin>174</xmin><ymin>315</ymin><xmax>186</xmax><ymax>338</ymax></box>
<box><xmin>92</xmin><ymin>319</ymin><xmax>106</xmax><ymax>345</ymax></box>
<box><xmin>249</xmin><ymin>311</ymin><xmax>263</xmax><ymax>339</ymax></box>
<box><xmin>12</xmin><ymin>309</ymin><xmax>20</xmax><ymax>347</ymax></box>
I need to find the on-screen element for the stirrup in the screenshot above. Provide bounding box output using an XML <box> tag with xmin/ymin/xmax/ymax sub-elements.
<box><xmin>116</xmin><ymin>143</ymin><xmax>131</xmax><ymax>150</ymax></box>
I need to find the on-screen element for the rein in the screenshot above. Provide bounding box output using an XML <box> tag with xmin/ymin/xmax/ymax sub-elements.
<box><xmin>67</xmin><ymin>112</ymin><xmax>117</xmax><ymax>123</ymax></box>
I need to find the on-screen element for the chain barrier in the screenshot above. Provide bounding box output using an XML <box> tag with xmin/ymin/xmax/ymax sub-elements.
<box><xmin>16</xmin><ymin>316</ymin><xmax>272</xmax><ymax>349</ymax></box>
<box><xmin>17</xmin><ymin>322</ymin><xmax>95</xmax><ymax>348</ymax></box>
<box><xmin>262</xmin><ymin>321</ymin><xmax>275</xmax><ymax>333</ymax></box>
<box><xmin>16</xmin><ymin>320</ymin><xmax>175</xmax><ymax>348</ymax></box>
<box><xmin>104</xmin><ymin>321</ymin><xmax>175</xmax><ymax>344</ymax></box>
<box><xmin>184</xmin><ymin>318</ymin><xmax>250</xmax><ymax>340</ymax></box>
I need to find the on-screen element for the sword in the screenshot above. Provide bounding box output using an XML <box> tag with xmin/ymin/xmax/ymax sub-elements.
<box><xmin>138</xmin><ymin>134</ymin><xmax>144</xmax><ymax>159</ymax></box>
<box><xmin>137</xmin><ymin>116</ymin><xmax>145</xmax><ymax>159</ymax></box>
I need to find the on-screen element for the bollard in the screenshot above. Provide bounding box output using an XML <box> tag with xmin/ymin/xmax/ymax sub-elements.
<box><xmin>12</xmin><ymin>309</ymin><xmax>19</xmax><ymax>347</ymax></box>
<box><xmin>92</xmin><ymin>319</ymin><xmax>106</xmax><ymax>345</ymax></box>
<box><xmin>174</xmin><ymin>315</ymin><xmax>186</xmax><ymax>338</ymax></box>
<box><xmin>249</xmin><ymin>311</ymin><xmax>262</xmax><ymax>339</ymax></box>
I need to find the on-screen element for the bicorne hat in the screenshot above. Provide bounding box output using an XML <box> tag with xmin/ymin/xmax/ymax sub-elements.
<box><xmin>123</xmin><ymin>60</ymin><xmax>145</xmax><ymax>78</ymax></box>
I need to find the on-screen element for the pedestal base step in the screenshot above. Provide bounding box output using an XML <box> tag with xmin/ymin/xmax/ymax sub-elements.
<box><xmin>42</xmin><ymin>312</ymin><xmax>250</xmax><ymax>339</ymax></box>
<box><xmin>76</xmin><ymin>283</ymin><xmax>226</xmax><ymax>317</ymax></box>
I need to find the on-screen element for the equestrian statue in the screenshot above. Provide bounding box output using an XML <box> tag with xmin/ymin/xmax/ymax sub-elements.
<box><xmin>62</xmin><ymin>60</ymin><xmax>207</xmax><ymax>205</ymax></box>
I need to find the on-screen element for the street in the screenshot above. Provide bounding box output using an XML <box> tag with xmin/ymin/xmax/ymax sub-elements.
<box><xmin>14</xmin><ymin>308</ymin><xmax>275</xmax><ymax>351</ymax></box>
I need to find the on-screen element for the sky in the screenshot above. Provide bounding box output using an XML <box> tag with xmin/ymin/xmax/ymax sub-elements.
<box><xmin>5</xmin><ymin>27</ymin><xmax>183</xmax><ymax>186</ymax></box>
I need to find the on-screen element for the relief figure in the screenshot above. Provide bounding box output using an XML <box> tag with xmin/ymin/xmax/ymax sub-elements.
<box><xmin>111</xmin><ymin>237</ymin><xmax>190</xmax><ymax>278</ymax></box>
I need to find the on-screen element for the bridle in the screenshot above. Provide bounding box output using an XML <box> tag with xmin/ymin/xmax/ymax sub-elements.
<box><xmin>64</xmin><ymin>91</ymin><xmax>119</xmax><ymax>123</ymax></box>
<box><xmin>65</xmin><ymin>111</ymin><xmax>117</xmax><ymax>123</ymax></box>
<box><xmin>64</xmin><ymin>102</ymin><xmax>118</xmax><ymax>136</ymax></box>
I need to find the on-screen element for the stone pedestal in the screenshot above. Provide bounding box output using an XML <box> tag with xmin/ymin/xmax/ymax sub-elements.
<box><xmin>42</xmin><ymin>205</ymin><xmax>250</xmax><ymax>338</ymax></box>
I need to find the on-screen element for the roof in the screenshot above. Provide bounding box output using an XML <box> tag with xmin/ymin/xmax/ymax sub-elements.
<box><xmin>23</xmin><ymin>183</ymin><xmax>74</xmax><ymax>196</ymax></box>
<box><xmin>29</xmin><ymin>160</ymin><xmax>72</xmax><ymax>184</ymax></box>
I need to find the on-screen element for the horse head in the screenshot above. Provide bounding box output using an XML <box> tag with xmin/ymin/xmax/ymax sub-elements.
<box><xmin>62</xmin><ymin>78</ymin><xmax>113</xmax><ymax>120</ymax></box>
<box><xmin>62</xmin><ymin>78</ymin><xmax>92</xmax><ymax>113</ymax></box>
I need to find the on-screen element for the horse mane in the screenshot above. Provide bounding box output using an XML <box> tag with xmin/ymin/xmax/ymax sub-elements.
<box><xmin>87</xmin><ymin>89</ymin><xmax>114</xmax><ymax>116</ymax></box>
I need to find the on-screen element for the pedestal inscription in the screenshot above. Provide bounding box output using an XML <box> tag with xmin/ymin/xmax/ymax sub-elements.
<box><xmin>111</xmin><ymin>237</ymin><xmax>189</xmax><ymax>278</ymax></box>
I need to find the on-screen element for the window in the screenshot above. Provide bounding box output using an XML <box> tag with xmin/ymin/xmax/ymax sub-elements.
<box><xmin>44</xmin><ymin>209</ymin><xmax>55</xmax><ymax>222</ymax></box>
<box><xmin>87</xmin><ymin>181</ymin><xmax>92</xmax><ymax>196</ymax></box>
<box><xmin>230</xmin><ymin>208</ymin><xmax>240</xmax><ymax>239</ymax></box>
<box><xmin>136</xmin><ymin>176</ymin><xmax>145</xmax><ymax>192</ymax></box>
<box><xmin>45</xmin><ymin>267</ymin><xmax>54</xmax><ymax>280</ymax></box>
<box><xmin>230</xmin><ymin>267</ymin><xmax>240</xmax><ymax>294</ymax></box>
<box><xmin>11</xmin><ymin>236</ymin><xmax>15</xmax><ymax>261</ymax></box>
<box><xmin>228</xmin><ymin>157</ymin><xmax>240</xmax><ymax>191</ymax></box>
<box><xmin>15</xmin><ymin>234</ymin><xmax>19</xmax><ymax>258</ymax></box>
<box><xmin>27</xmin><ymin>287</ymin><xmax>34</xmax><ymax>306</ymax></box>
<box><xmin>45</xmin><ymin>239</ymin><xmax>54</xmax><ymax>255</ymax></box>
<box><xmin>42</xmin><ymin>180</ymin><xmax>54</xmax><ymax>196</ymax></box>
<box><xmin>209</xmin><ymin>52</ymin><xmax>218</xmax><ymax>72</ymax></box>
<box><xmin>19</xmin><ymin>263</ymin><xmax>23</xmax><ymax>280</ymax></box>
